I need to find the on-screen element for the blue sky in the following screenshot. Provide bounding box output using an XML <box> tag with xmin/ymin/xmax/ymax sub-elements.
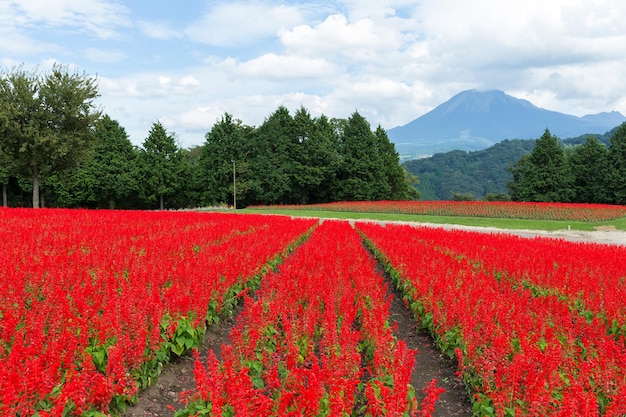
<box><xmin>2</xmin><ymin>0</ymin><xmax>625</xmax><ymax>148</ymax></box>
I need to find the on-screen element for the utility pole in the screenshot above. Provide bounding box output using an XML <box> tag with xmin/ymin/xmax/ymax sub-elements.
<box><xmin>232</xmin><ymin>159</ymin><xmax>236</xmax><ymax>211</ymax></box>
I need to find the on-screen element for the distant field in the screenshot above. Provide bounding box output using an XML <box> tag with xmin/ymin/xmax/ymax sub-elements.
<box><xmin>243</xmin><ymin>200</ymin><xmax>626</xmax><ymax>231</ymax></box>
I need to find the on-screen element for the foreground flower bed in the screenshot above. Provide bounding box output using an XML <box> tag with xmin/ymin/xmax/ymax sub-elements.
<box><xmin>251</xmin><ymin>200</ymin><xmax>626</xmax><ymax>222</ymax></box>
<box><xmin>5</xmin><ymin>205</ymin><xmax>625</xmax><ymax>416</ymax></box>
<box><xmin>0</xmin><ymin>208</ymin><xmax>316</xmax><ymax>416</ymax></box>
<box><xmin>357</xmin><ymin>222</ymin><xmax>626</xmax><ymax>416</ymax></box>
<box><xmin>179</xmin><ymin>220</ymin><xmax>445</xmax><ymax>416</ymax></box>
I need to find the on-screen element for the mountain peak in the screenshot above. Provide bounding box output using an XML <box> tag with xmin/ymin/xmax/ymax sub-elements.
<box><xmin>388</xmin><ymin>89</ymin><xmax>625</xmax><ymax>158</ymax></box>
<box><xmin>442</xmin><ymin>89</ymin><xmax>535</xmax><ymax>114</ymax></box>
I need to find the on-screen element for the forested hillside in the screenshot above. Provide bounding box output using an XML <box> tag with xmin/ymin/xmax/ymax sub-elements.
<box><xmin>403</xmin><ymin>126</ymin><xmax>621</xmax><ymax>201</ymax></box>
<box><xmin>562</xmin><ymin>126</ymin><xmax>618</xmax><ymax>146</ymax></box>
<box><xmin>403</xmin><ymin>140</ymin><xmax>536</xmax><ymax>200</ymax></box>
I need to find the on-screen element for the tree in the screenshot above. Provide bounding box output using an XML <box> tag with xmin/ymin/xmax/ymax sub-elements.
<box><xmin>0</xmin><ymin>143</ymin><xmax>10</xmax><ymax>206</ymax></box>
<box><xmin>199</xmin><ymin>113</ymin><xmax>252</xmax><ymax>206</ymax></box>
<box><xmin>301</xmin><ymin>113</ymin><xmax>341</xmax><ymax>204</ymax></box>
<box><xmin>287</xmin><ymin>107</ymin><xmax>343</xmax><ymax>204</ymax></box>
<box><xmin>568</xmin><ymin>136</ymin><xmax>609</xmax><ymax>203</ymax></box>
<box><xmin>507</xmin><ymin>129</ymin><xmax>573</xmax><ymax>202</ymax></box>
<box><xmin>606</xmin><ymin>122</ymin><xmax>626</xmax><ymax>204</ymax></box>
<box><xmin>87</xmin><ymin>115</ymin><xmax>140</xmax><ymax>208</ymax></box>
<box><xmin>181</xmin><ymin>145</ymin><xmax>205</xmax><ymax>208</ymax></box>
<box><xmin>0</xmin><ymin>65</ymin><xmax>100</xmax><ymax>208</ymax></box>
<box><xmin>139</xmin><ymin>122</ymin><xmax>186</xmax><ymax>209</ymax></box>
<box><xmin>374</xmin><ymin>126</ymin><xmax>418</xmax><ymax>199</ymax></box>
<box><xmin>248</xmin><ymin>106</ymin><xmax>296</xmax><ymax>205</ymax></box>
<box><xmin>334</xmin><ymin>112</ymin><xmax>388</xmax><ymax>201</ymax></box>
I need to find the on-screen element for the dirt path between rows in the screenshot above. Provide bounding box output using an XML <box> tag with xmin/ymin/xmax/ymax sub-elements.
<box><xmin>123</xmin><ymin>303</ymin><xmax>243</xmax><ymax>416</ymax></box>
<box><xmin>124</xmin><ymin>221</ymin><xmax>622</xmax><ymax>416</ymax></box>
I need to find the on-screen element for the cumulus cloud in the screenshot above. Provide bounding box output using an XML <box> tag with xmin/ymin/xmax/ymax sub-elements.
<box><xmin>99</xmin><ymin>73</ymin><xmax>203</xmax><ymax>100</ymax></box>
<box><xmin>185</xmin><ymin>1</ymin><xmax>304</xmax><ymax>47</ymax></box>
<box><xmin>231</xmin><ymin>53</ymin><xmax>340</xmax><ymax>80</ymax></box>
<box><xmin>280</xmin><ymin>13</ymin><xmax>408</xmax><ymax>61</ymax></box>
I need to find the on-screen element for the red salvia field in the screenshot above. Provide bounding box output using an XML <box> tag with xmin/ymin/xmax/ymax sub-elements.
<box><xmin>356</xmin><ymin>221</ymin><xmax>626</xmax><ymax>416</ymax></box>
<box><xmin>0</xmin><ymin>208</ymin><xmax>316</xmax><ymax>416</ymax></box>
<box><xmin>251</xmin><ymin>200</ymin><xmax>626</xmax><ymax>222</ymax></box>
<box><xmin>1</xmin><ymin>204</ymin><xmax>626</xmax><ymax>416</ymax></box>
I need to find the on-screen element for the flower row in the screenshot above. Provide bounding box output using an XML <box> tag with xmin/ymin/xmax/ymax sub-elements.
<box><xmin>0</xmin><ymin>208</ymin><xmax>316</xmax><ymax>416</ymax></box>
<box><xmin>402</xmin><ymin>226</ymin><xmax>626</xmax><ymax>339</ymax></box>
<box><xmin>180</xmin><ymin>220</ymin><xmax>445</xmax><ymax>416</ymax></box>
<box><xmin>357</xmin><ymin>221</ymin><xmax>626</xmax><ymax>416</ymax></box>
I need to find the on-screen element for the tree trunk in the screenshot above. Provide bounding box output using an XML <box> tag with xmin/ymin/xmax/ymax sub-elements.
<box><xmin>160</xmin><ymin>194</ymin><xmax>164</xmax><ymax>210</ymax></box>
<box><xmin>32</xmin><ymin>164</ymin><xmax>40</xmax><ymax>209</ymax></box>
<box><xmin>2</xmin><ymin>183</ymin><xmax>7</xmax><ymax>207</ymax></box>
<box><xmin>108</xmin><ymin>197</ymin><xmax>116</xmax><ymax>210</ymax></box>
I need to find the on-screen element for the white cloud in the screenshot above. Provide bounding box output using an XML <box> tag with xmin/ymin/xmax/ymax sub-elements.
<box><xmin>280</xmin><ymin>13</ymin><xmax>407</xmax><ymax>61</ymax></box>
<box><xmin>232</xmin><ymin>54</ymin><xmax>340</xmax><ymax>80</ymax></box>
<box><xmin>185</xmin><ymin>1</ymin><xmax>304</xmax><ymax>46</ymax></box>
<box><xmin>0</xmin><ymin>28</ymin><xmax>57</xmax><ymax>56</ymax></box>
<box><xmin>8</xmin><ymin>0</ymin><xmax>131</xmax><ymax>39</ymax></box>
<box><xmin>99</xmin><ymin>73</ymin><xmax>203</xmax><ymax>101</ymax></box>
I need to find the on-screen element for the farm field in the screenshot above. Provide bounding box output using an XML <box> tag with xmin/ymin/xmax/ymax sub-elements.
<box><xmin>244</xmin><ymin>200</ymin><xmax>626</xmax><ymax>232</ymax></box>
<box><xmin>2</xmin><ymin>203</ymin><xmax>626</xmax><ymax>416</ymax></box>
<box><xmin>248</xmin><ymin>200</ymin><xmax>626</xmax><ymax>222</ymax></box>
<box><xmin>0</xmin><ymin>208</ymin><xmax>317</xmax><ymax>416</ymax></box>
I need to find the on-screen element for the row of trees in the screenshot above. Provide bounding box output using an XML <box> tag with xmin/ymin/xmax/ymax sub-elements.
<box><xmin>198</xmin><ymin>107</ymin><xmax>418</xmax><ymax>207</ymax></box>
<box><xmin>507</xmin><ymin>124</ymin><xmax>626</xmax><ymax>204</ymax></box>
<box><xmin>1</xmin><ymin>66</ymin><xmax>418</xmax><ymax>209</ymax></box>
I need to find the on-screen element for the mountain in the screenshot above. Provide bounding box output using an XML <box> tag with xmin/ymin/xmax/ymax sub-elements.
<box><xmin>388</xmin><ymin>89</ymin><xmax>626</xmax><ymax>159</ymax></box>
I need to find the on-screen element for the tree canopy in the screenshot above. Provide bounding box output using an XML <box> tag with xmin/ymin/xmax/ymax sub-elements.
<box><xmin>505</xmin><ymin>124</ymin><xmax>626</xmax><ymax>204</ymax></box>
<box><xmin>0</xmin><ymin>65</ymin><xmax>100</xmax><ymax>207</ymax></box>
<box><xmin>508</xmin><ymin>129</ymin><xmax>574</xmax><ymax>202</ymax></box>
<box><xmin>88</xmin><ymin>115</ymin><xmax>140</xmax><ymax>209</ymax></box>
<box><xmin>140</xmin><ymin>122</ymin><xmax>186</xmax><ymax>210</ymax></box>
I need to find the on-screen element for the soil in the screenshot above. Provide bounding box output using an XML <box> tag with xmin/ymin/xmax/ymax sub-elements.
<box><xmin>123</xmin><ymin>308</ymin><xmax>241</xmax><ymax>416</ymax></box>
<box><xmin>123</xmin><ymin>223</ymin><xmax>622</xmax><ymax>417</ymax></box>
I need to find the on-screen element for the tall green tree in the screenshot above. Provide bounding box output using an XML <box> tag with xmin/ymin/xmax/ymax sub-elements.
<box><xmin>0</xmin><ymin>65</ymin><xmax>100</xmax><ymax>208</ymax></box>
<box><xmin>289</xmin><ymin>107</ymin><xmax>341</xmax><ymax>204</ymax></box>
<box><xmin>606</xmin><ymin>122</ymin><xmax>626</xmax><ymax>205</ymax></box>
<box><xmin>199</xmin><ymin>113</ymin><xmax>252</xmax><ymax>207</ymax></box>
<box><xmin>374</xmin><ymin>126</ymin><xmax>419</xmax><ymax>199</ymax></box>
<box><xmin>248</xmin><ymin>106</ymin><xmax>296</xmax><ymax>205</ymax></box>
<box><xmin>87</xmin><ymin>115</ymin><xmax>140</xmax><ymax>208</ymax></box>
<box><xmin>302</xmin><ymin>113</ymin><xmax>341</xmax><ymax>203</ymax></box>
<box><xmin>568</xmin><ymin>136</ymin><xmax>609</xmax><ymax>203</ymax></box>
<box><xmin>508</xmin><ymin>129</ymin><xmax>573</xmax><ymax>202</ymax></box>
<box><xmin>181</xmin><ymin>145</ymin><xmax>205</xmax><ymax>208</ymax></box>
<box><xmin>139</xmin><ymin>121</ymin><xmax>186</xmax><ymax>209</ymax></box>
<box><xmin>334</xmin><ymin>112</ymin><xmax>388</xmax><ymax>201</ymax></box>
